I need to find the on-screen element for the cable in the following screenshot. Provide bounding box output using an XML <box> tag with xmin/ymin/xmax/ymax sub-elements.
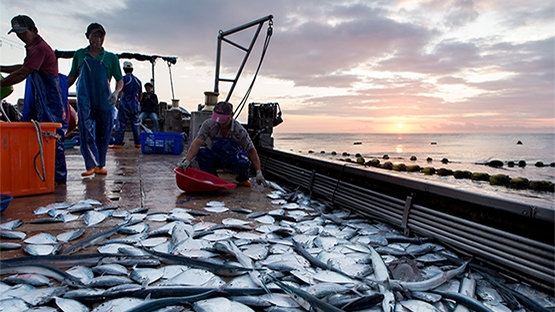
<box><xmin>234</xmin><ymin>21</ymin><xmax>273</xmax><ymax>118</ymax></box>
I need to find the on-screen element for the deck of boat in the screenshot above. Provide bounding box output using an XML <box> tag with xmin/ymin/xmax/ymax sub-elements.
<box><xmin>1</xmin><ymin>134</ymin><xmax>274</xmax><ymax>259</ymax></box>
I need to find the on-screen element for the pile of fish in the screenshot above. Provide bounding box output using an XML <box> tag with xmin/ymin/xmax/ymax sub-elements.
<box><xmin>0</xmin><ymin>183</ymin><xmax>553</xmax><ymax>312</ymax></box>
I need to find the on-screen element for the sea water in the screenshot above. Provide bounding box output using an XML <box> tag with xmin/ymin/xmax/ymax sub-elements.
<box><xmin>273</xmin><ymin>133</ymin><xmax>555</xmax><ymax>208</ymax></box>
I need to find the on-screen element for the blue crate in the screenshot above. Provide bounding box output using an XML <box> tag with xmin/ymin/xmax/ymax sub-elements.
<box><xmin>140</xmin><ymin>132</ymin><xmax>186</xmax><ymax>155</ymax></box>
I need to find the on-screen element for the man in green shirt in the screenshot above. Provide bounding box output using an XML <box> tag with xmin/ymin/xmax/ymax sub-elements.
<box><xmin>68</xmin><ymin>23</ymin><xmax>123</xmax><ymax>177</ymax></box>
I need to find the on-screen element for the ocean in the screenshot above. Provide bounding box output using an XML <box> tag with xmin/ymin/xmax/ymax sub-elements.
<box><xmin>272</xmin><ymin>133</ymin><xmax>555</xmax><ymax>208</ymax></box>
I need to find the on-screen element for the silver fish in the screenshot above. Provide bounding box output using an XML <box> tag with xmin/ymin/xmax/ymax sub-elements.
<box><xmin>24</xmin><ymin>243</ymin><xmax>62</xmax><ymax>256</ymax></box>
<box><xmin>2</xmin><ymin>273</ymin><xmax>52</xmax><ymax>286</ymax></box>
<box><xmin>54</xmin><ymin>296</ymin><xmax>90</xmax><ymax>312</ymax></box>
<box><xmin>0</xmin><ymin>242</ymin><xmax>22</xmax><ymax>250</ymax></box>
<box><xmin>0</xmin><ymin>230</ymin><xmax>26</xmax><ymax>240</ymax></box>
<box><xmin>192</xmin><ymin>296</ymin><xmax>255</xmax><ymax>312</ymax></box>
<box><xmin>0</xmin><ymin>219</ymin><xmax>23</xmax><ymax>230</ymax></box>
<box><xmin>83</xmin><ymin>210</ymin><xmax>109</xmax><ymax>226</ymax></box>
<box><xmin>56</xmin><ymin>229</ymin><xmax>85</xmax><ymax>243</ymax></box>
<box><xmin>0</xmin><ymin>297</ymin><xmax>29</xmax><ymax>311</ymax></box>
<box><xmin>130</xmin><ymin>267</ymin><xmax>164</xmax><ymax>286</ymax></box>
<box><xmin>92</xmin><ymin>263</ymin><xmax>129</xmax><ymax>276</ymax></box>
<box><xmin>204</xmin><ymin>206</ymin><xmax>229</xmax><ymax>213</ymax></box>
<box><xmin>87</xmin><ymin>275</ymin><xmax>134</xmax><ymax>288</ymax></box>
<box><xmin>66</xmin><ymin>265</ymin><xmax>94</xmax><ymax>285</ymax></box>
<box><xmin>19</xmin><ymin>286</ymin><xmax>67</xmax><ymax>306</ymax></box>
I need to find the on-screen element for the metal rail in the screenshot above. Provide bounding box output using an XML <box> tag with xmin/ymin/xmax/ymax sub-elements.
<box><xmin>260</xmin><ymin>149</ymin><xmax>555</xmax><ymax>290</ymax></box>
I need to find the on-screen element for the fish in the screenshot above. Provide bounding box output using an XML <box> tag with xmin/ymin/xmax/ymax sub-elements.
<box><xmin>0</xmin><ymin>263</ymin><xmax>84</xmax><ymax>287</ymax></box>
<box><xmin>0</xmin><ymin>219</ymin><xmax>22</xmax><ymax>230</ymax></box>
<box><xmin>369</xmin><ymin>245</ymin><xmax>395</xmax><ymax>312</ymax></box>
<box><xmin>204</xmin><ymin>206</ymin><xmax>229</xmax><ymax>213</ymax></box>
<box><xmin>24</xmin><ymin>243</ymin><xmax>62</xmax><ymax>256</ymax></box>
<box><xmin>63</xmin><ymin>219</ymin><xmax>134</xmax><ymax>255</ymax></box>
<box><xmin>266</xmin><ymin>275</ymin><xmax>345</xmax><ymax>312</ymax></box>
<box><xmin>0</xmin><ymin>230</ymin><xmax>26</xmax><ymax>240</ymax></box>
<box><xmin>0</xmin><ymin>242</ymin><xmax>22</xmax><ymax>250</ymax></box>
<box><xmin>393</xmin><ymin>261</ymin><xmax>469</xmax><ymax>292</ymax></box>
<box><xmin>83</xmin><ymin>210</ymin><xmax>110</xmax><ymax>226</ymax></box>
<box><xmin>231</xmin><ymin>207</ymin><xmax>252</xmax><ymax>214</ymax></box>
<box><xmin>431</xmin><ymin>290</ymin><xmax>495</xmax><ymax>312</ymax></box>
<box><xmin>54</xmin><ymin>296</ymin><xmax>90</xmax><ymax>312</ymax></box>
<box><xmin>124</xmin><ymin>289</ymin><xmax>219</xmax><ymax>312</ymax></box>
<box><xmin>56</xmin><ymin>229</ymin><xmax>85</xmax><ymax>243</ymax></box>
<box><xmin>144</xmin><ymin>248</ymin><xmax>253</xmax><ymax>277</ymax></box>
<box><xmin>2</xmin><ymin>273</ymin><xmax>52</xmax><ymax>286</ymax></box>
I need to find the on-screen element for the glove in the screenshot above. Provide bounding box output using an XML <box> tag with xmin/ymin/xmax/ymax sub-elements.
<box><xmin>177</xmin><ymin>159</ymin><xmax>190</xmax><ymax>169</ymax></box>
<box><xmin>108</xmin><ymin>90</ymin><xmax>119</xmax><ymax>106</ymax></box>
<box><xmin>255</xmin><ymin>170</ymin><xmax>267</xmax><ymax>187</ymax></box>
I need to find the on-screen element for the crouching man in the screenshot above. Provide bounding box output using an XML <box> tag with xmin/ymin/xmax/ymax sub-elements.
<box><xmin>177</xmin><ymin>101</ymin><xmax>266</xmax><ymax>187</ymax></box>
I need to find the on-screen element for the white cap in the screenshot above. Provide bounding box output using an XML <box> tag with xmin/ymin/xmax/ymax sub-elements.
<box><xmin>123</xmin><ymin>61</ymin><xmax>133</xmax><ymax>69</ymax></box>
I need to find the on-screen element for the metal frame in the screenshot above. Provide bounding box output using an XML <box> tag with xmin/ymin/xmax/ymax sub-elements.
<box><xmin>214</xmin><ymin>15</ymin><xmax>273</xmax><ymax>101</ymax></box>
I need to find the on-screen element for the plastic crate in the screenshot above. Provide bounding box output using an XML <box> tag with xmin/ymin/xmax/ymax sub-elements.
<box><xmin>140</xmin><ymin>132</ymin><xmax>186</xmax><ymax>155</ymax></box>
<box><xmin>0</xmin><ymin>122</ymin><xmax>61</xmax><ymax>197</ymax></box>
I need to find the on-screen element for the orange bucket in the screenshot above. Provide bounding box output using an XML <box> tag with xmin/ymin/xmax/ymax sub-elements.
<box><xmin>0</xmin><ymin>122</ymin><xmax>61</xmax><ymax>197</ymax></box>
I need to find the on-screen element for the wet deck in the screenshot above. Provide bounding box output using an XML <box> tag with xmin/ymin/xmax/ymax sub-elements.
<box><xmin>1</xmin><ymin>134</ymin><xmax>274</xmax><ymax>259</ymax></box>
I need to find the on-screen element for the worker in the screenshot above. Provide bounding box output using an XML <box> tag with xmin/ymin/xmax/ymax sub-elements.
<box><xmin>68</xmin><ymin>22</ymin><xmax>123</xmax><ymax>177</ymax></box>
<box><xmin>178</xmin><ymin>101</ymin><xmax>267</xmax><ymax>187</ymax></box>
<box><xmin>0</xmin><ymin>15</ymin><xmax>68</xmax><ymax>184</ymax></box>
<box><xmin>139</xmin><ymin>82</ymin><xmax>159</xmax><ymax>132</ymax></box>
<box><xmin>109</xmin><ymin>61</ymin><xmax>142</xmax><ymax>149</ymax></box>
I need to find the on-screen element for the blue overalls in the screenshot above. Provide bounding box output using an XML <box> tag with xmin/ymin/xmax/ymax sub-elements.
<box><xmin>76</xmin><ymin>58</ymin><xmax>113</xmax><ymax>170</ymax></box>
<box><xmin>23</xmin><ymin>71</ymin><xmax>68</xmax><ymax>183</ymax></box>
<box><xmin>196</xmin><ymin>137</ymin><xmax>251</xmax><ymax>182</ymax></box>
<box><xmin>113</xmin><ymin>73</ymin><xmax>141</xmax><ymax>146</ymax></box>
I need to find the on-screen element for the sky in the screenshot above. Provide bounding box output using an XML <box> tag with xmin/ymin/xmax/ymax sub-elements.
<box><xmin>0</xmin><ymin>0</ymin><xmax>553</xmax><ymax>133</ymax></box>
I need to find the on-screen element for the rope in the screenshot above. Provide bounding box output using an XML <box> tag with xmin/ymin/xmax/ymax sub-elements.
<box><xmin>31</xmin><ymin>120</ymin><xmax>46</xmax><ymax>182</ymax></box>
<box><xmin>234</xmin><ymin>20</ymin><xmax>273</xmax><ymax>118</ymax></box>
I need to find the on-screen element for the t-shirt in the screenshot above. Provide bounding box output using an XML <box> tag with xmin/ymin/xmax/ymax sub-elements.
<box><xmin>197</xmin><ymin>119</ymin><xmax>254</xmax><ymax>151</ymax></box>
<box><xmin>68</xmin><ymin>47</ymin><xmax>122</xmax><ymax>81</ymax></box>
<box><xmin>23</xmin><ymin>35</ymin><xmax>58</xmax><ymax>75</ymax></box>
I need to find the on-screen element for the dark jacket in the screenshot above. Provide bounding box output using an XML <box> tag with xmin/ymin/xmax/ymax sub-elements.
<box><xmin>140</xmin><ymin>91</ymin><xmax>158</xmax><ymax>114</ymax></box>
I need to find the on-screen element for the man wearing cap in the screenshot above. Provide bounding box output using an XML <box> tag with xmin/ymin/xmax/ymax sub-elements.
<box><xmin>139</xmin><ymin>82</ymin><xmax>159</xmax><ymax>132</ymax></box>
<box><xmin>109</xmin><ymin>61</ymin><xmax>142</xmax><ymax>149</ymax></box>
<box><xmin>178</xmin><ymin>101</ymin><xmax>267</xmax><ymax>187</ymax></box>
<box><xmin>67</xmin><ymin>22</ymin><xmax>123</xmax><ymax>177</ymax></box>
<box><xmin>0</xmin><ymin>15</ymin><xmax>68</xmax><ymax>184</ymax></box>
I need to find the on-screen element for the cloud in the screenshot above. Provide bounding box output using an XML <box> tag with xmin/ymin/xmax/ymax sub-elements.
<box><xmin>0</xmin><ymin>0</ymin><xmax>553</xmax><ymax>133</ymax></box>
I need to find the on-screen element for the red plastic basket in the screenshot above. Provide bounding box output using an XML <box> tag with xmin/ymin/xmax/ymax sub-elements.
<box><xmin>174</xmin><ymin>167</ymin><xmax>237</xmax><ymax>192</ymax></box>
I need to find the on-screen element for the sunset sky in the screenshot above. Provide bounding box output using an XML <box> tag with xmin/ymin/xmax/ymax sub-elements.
<box><xmin>1</xmin><ymin>1</ymin><xmax>553</xmax><ymax>133</ymax></box>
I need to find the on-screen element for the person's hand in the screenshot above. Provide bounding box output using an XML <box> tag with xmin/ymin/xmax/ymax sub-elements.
<box><xmin>256</xmin><ymin>170</ymin><xmax>267</xmax><ymax>187</ymax></box>
<box><xmin>177</xmin><ymin>159</ymin><xmax>190</xmax><ymax>169</ymax></box>
<box><xmin>108</xmin><ymin>90</ymin><xmax>119</xmax><ymax>106</ymax></box>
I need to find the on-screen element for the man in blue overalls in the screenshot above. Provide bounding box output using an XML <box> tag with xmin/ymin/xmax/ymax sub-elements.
<box><xmin>110</xmin><ymin>61</ymin><xmax>142</xmax><ymax>149</ymax></box>
<box><xmin>68</xmin><ymin>23</ymin><xmax>123</xmax><ymax>177</ymax></box>
<box><xmin>0</xmin><ymin>15</ymin><xmax>68</xmax><ymax>184</ymax></box>
<box><xmin>178</xmin><ymin>101</ymin><xmax>267</xmax><ymax>187</ymax></box>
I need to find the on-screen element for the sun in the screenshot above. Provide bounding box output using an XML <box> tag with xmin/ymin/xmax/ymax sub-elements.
<box><xmin>397</xmin><ymin>123</ymin><xmax>403</xmax><ymax>129</ymax></box>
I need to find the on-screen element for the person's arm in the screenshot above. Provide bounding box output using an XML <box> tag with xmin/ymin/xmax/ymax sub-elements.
<box><xmin>184</xmin><ymin>137</ymin><xmax>205</xmax><ymax>162</ymax></box>
<box><xmin>0</xmin><ymin>65</ymin><xmax>22</xmax><ymax>74</ymax></box>
<box><xmin>0</xmin><ymin>66</ymin><xmax>33</xmax><ymax>87</ymax></box>
<box><xmin>247</xmin><ymin>147</ymin><xmax>262</xmax><ymax>171</ymax></box>
<box><xmin>68</xmin><ymin>75</ymin><xmax>77</xmax><ymax>88</ymax></box>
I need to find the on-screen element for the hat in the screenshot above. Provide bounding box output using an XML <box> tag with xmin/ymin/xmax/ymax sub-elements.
<box><xmin>212</xmin><ymin>101</ymin><xmax>233</xmax><ymax>123</ymax></box>
<box><xmin>86</xmin><ymin>22</ymin><xmax>106</xmax><ymax>36</ymax></box>
<box><xmin>8</xmin><ymin>15</ymin><xmax>35</xmax><ymax>34</ymax></box>
<box><xmin>123</xmin><ymin>61</ymin><xmax>133</xmax><ymax>69</ymax></box>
